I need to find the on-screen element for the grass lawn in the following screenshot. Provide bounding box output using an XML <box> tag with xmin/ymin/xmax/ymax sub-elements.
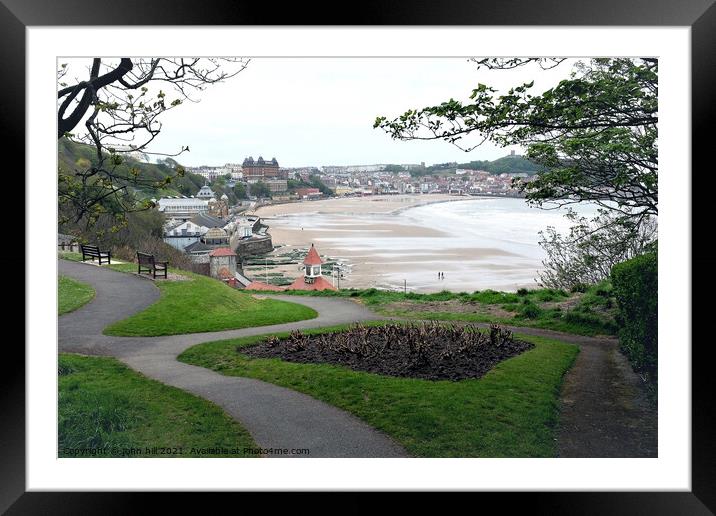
<box><xmin>179</xmin><ymin>324</ymin><xmax>579</xmax><ymax>457</ymax></box>
<box><xmin>382</xmin><ymin>308</ymin><xmax>613</xmax><ymax>337</ymax></box>
<box><xmin>58</xmin><ymin>275</ymin><xmax>95</xmax><ymax>315</ymax></box>
<box><xmin>103</xmin><ymin>268</ymin><xmax>318</xmax><ymax>336</ymax></box>
<box><xmin>58</xmin><ymin>353</ymin><xmax>257</xmax><ymax>457</ymax></box>
<box><xmin>274</xmin><ymin>284</ymin><xmax>617</xmax><ymax>337</ymax></box>
<box><xmin>58</xmin><ymin>251</ymin><xmax>83</xmax><ymax>262</ymax></box>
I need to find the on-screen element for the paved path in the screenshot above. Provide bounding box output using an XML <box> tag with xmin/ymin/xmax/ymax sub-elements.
<box><xmin>59</xmin><ymin>260</ymin><xmax>657</xmax><ymax>458</ymax></box>
<box><xmin>392</xmin><ymin>319</ymin><xmax>658</xmax><ymax>457</ymax></box>
<box><xmin>58</xmin><ymin>260</ymin><xmax>406</xmax><ymax>458</ymax></box>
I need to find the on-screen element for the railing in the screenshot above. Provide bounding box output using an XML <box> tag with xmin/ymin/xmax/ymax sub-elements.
<box><xmin>58</xmin><ymin>242</ymin><xmax>80</xmax><ymax>253</ymax></box>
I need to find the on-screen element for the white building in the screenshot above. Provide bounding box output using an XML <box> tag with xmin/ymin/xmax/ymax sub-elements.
<box><xmin>157</xmin><ymin>197</ymin><xmax>209</xmax><ymax>220</ymax></box>
<box><xmin>163</xmin><ymin>220</ymin><xmax>209</xmax><ymax>251</ymax></box>
<box><xmin>196</xmin><ymin>185</ymin><xmax>216</xmax><ymax>200</ymax></box>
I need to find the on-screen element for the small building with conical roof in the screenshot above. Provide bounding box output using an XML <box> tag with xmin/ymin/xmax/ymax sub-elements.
<box><xmin>286</xmin><ymin>244</ymin><xmax>337</xmax><ymax>291</ymax></box>
<box><xmin>244</xmin><ymin>243</ymin><xmax>338</xmax><ymax>292</ymax></box>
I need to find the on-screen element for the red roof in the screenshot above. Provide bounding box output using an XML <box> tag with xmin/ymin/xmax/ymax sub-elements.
<box><xmin>303</xmin><ymin>244</ymin><xmax>323</xmax><ymax>265</ymax></box>
<box><xmin>209</xmin><ymin>247</ymin><xmax>236</xmax><ymax>257</ymax></box>
<box><xmin>286</xmin><ymin>275</ymin><xmax>337</xmax><ymax>291</ymax></box>
<box><xmin>245</xmin><ymin>281</ymin><xmax>285</xmax><ymax>291</ymax></box>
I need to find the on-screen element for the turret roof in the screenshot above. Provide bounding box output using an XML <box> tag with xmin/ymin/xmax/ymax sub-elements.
<box><xmin>303</xmin><ymin>244</ymin><xmax>323</xmax><ymax>265</ymax></box>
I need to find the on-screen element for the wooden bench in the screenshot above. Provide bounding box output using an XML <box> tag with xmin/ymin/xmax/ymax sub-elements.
<box><xmin>80</xmin><ymin>244</ymin><xmax>111</xmax><ymax>265</ymax></box>
<box><xmin>137</xmin><ymin>252</ymin><xmax>168</xmax><ymax>279</ymax></box>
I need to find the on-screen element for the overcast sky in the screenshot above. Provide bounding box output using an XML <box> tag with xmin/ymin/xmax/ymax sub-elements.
<box><xmin>65</xmin><ymin>58</ymin><xmax>580</xmax><ymax>168</ymax></box>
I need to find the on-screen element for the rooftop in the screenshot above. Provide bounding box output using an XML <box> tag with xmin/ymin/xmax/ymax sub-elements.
<box><xmin>303</xmin><ymin>244</ymin><xmax>323</xmax><ymax>265</ymax></box>
<box><xmin>209</xmin><ymin>247</ymin><xmax>236</xmax><ymax>257</ymax></box>
<box><xmin>286</xmin><ymin>275</ymin><xmax>337</xmax><ymax>292</ymax></box>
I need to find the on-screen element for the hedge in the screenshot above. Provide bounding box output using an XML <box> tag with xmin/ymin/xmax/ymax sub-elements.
<box><xmin>611</xmin><ymin>252</ymin><xmax>658</xmax><ymax>384</ymax></box>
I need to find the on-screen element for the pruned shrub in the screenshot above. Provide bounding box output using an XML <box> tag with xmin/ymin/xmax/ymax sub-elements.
<box><xmin>611</xmin><ymin>252</ymin><xmax>657</xmax><ymax>385</ymax></box>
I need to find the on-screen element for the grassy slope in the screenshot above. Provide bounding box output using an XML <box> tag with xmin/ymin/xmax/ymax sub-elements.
<box><xmin>275</xmin><ymin>285</ymin><xmax>617</xmax><ymax>337</ymax></box>
<box><xmin>59</xmin><ymin>354</ymin><xmax>257</xmax><ymax>457</ymax></box>
<box><xmin>58</xmin><ymin>275</ymin><xmax>95</xmax><ymax>315</ymax></box>
<box><xmin>58</xmin><ymin>137</ymin><xmax>206</xmax><ymax>199</ymax></box>
<box><xmin>104</xmin><ymin>268</ymin><xmax>318</xmax><ymax>336</ymax></box>
<box><xmin>179</xmin><ymin>324</ymin><xmax>578</xmax><ymax>457</ymax></box>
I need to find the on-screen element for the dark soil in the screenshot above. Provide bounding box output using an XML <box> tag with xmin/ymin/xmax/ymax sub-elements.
<box><xmin>240</xmin><ymin>323</ymin><xmax>534</xmax><ymax>381</ymax></box>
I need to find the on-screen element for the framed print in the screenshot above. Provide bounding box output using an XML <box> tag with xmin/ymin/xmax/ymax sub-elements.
<box><xmin>4</xmin><ymin>0</ymin><xmax>715</xmax><ymax>511</ymax></box>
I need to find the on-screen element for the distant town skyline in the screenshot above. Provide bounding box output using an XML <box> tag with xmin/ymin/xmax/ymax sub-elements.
<box><xmin>64</xmin><ymin>57</ymin><xmax>581</xmax><ymax>168</ymax></box>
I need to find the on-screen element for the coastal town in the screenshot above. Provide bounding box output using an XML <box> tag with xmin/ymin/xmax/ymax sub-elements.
<box><xmin>185</xmin><ymin>150</ymin><xmax>535</xmax><ymax>198</ymax></box>
<box><xmin>155</xmin><ymin>152</ymin><xmax>539</xmax><ymax>290</ymax></box>
<box><xmin>53</xmin><ymin>55</ymin><xmax>661</xmax><ymax>473</ymax></box>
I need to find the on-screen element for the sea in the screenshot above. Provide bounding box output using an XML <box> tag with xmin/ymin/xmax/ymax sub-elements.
<box><xmin>269</xmin><ymin>197</ymin><xmax>600</xmax><ymax>292</ymax></box>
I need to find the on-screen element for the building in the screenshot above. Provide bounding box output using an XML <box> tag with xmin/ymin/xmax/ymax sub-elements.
<box><xmin>209</xmin><ymin>247</ymin><xmax>238</xmax><ymax>285</ymax></box>
<box><xmin>183</xmin><ymin>225</ymin><xmax>231</xmax><ymax>263</ymax></box>
<box><xmin>157</xmin><ymin>197</ymin><xmax>209</xmax><ymax>220</ymax></box>
<box><xmin>196</xmin><ymin>184</ymin><xmax>216</xmax><ymax>200</ymax></box>
<box><xmin>163</xmin><ymin>220</ymin><xmax>208</xmax><ymax>251</ymax></box>
<box><xmin>246</xmin><ymin>244</ymin><xmax>337</xmax><ymax>292</ymax></box>
<box><xmin>242</xmin><ymin>156</ymin><xmax>281</xmax><ymax>181</ymax></box>
<box><xmin>295</xmin><ymin>187</ymin><xmax>321</xmax><ymax>199</ymax></box>
<box><xmin>286</xmin><ymin>244</ymin><xmax>337</xmax><ymax>291</ymax></box>
<box><xmin>183</xmin><ymin>240</ymin><xmax>214</xmax><ymax>263</ymax></box>
<box><xmin>191</xmin><ymin>212</ymin><xmax>225</xmax><ymax>229</ymax></box>
<box><xmin>203</xmin><ymin>227</ymin><xmax>229</xmax><ymax>246</ymax></box>
<box><xmin>265</xmin><ymin>179</ymin><xmax>288</xmax><ymax>193</ymax></box>
<box><xmin>208</xmin><ymin>194</ymin><xmax>230</xmax><ymax>218</ymax></box>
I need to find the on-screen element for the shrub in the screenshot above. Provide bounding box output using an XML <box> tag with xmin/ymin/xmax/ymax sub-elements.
<box><xmin>519</xmin><ymin>302</ymin><xmax>542</xmax><ymax>319</ymax></box>
<box><xmin>611</xmin><ymin>252</ymin><xmax>657</xmax><ymax>384</ymax></box>
<box><xmin>517</xmin><ymin>288</ymin><xmax>529</xmax><ymax>296</ymax></box>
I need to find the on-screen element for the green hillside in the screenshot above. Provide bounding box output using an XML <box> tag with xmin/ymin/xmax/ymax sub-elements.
<box><xmin>420</xmin><ymin>154</ymin><xmax>543</xmax><ymax>176</ymax></box>
<box><xmin>58</xmin><ymin>138</ymin><xmax>205</xmax><ymax>200</ymax></box>
<box><xmin>463</xmin><ymin>155</ymin><xmax>542</xmax><ymax>175</ymax></box>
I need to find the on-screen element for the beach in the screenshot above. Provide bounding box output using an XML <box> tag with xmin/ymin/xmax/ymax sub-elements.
<box><xmin>252</xmin><ymin>194</ymin><xmax>591</xmax><ymax>292</ymax></box>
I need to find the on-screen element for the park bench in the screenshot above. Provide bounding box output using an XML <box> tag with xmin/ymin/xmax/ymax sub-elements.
<box><xmin>80</xmin><ymin>244</ymin><xmax>111</xmax><ymax>265</ymax></box>
<box><xmin>137</xmin><ymin>251</ymin><xmax>168</xmax><ymax>279</ymax></box>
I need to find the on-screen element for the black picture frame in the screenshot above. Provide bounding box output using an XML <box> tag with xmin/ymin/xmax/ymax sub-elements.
<box><xmin>5</xmin><ymin>0</ymin><xmax>714</xmax><ymax>512</ymax></box>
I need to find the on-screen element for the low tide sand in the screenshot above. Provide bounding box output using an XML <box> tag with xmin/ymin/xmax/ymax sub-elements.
<box><xmin>250</xmin><ymin>194</ymin><xmax>543</xmax><ymax>293</ymax></box>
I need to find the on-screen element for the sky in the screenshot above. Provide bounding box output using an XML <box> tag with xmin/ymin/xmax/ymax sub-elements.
<box><xmin>64</xmin><ymin>57</ymin><xmax>580</xmax><ymax>168</ymax></box>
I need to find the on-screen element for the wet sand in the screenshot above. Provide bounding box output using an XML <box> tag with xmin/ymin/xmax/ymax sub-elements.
<box><xmin>251</xmin><ymin>194</ymin><xmax>549</xmax><ymax>293</ymax></box>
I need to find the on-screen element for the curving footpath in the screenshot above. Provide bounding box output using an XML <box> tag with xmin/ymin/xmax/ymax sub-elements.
<box><xmin>58</xmin><ymin>260</ymin><xmax>407</xmax><ymax>458</ymax></box>
<box><xmin>58</xmin><ymin>259</ymin><xmax>657</xmax><ymax>458</ymax></box>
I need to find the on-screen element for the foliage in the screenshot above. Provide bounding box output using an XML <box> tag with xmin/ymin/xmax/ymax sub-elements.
<box><xmin>233</xmin><ymin>182</ymin><xmax>248</xmax><ymax>200</ymax></box>
<box><xmin>455</xmin><ymin>155</ymin><xmax>543</xmax><ymax>175</ymax></box>
<box><xmin>179</xmin><ymin>325</ymin><xmax>578</xmax><ymax>457</ymax></box>
<box><xmin>249</xmin><ymin>181</ymin><xmax>271</xmax><ymax>199</ymax></box>
<box><xmin>376</xmin><ymin>58</ymin><xmax>658</xmax><ymax>289</ymax></box>
<box><xmin>271</xmin><ymin>286</ymin><xmax>615</xmax><ymax>336</ymax></box>
<box><xmin>58</xmin><ymin>353</ymin><xmax>256</xmax><ymax>457</ymax></box>
<box><xmin>57</xmin><ymin>57</ymin><xmax>248</xmax><ymax>228</ymax></box>
<box><xmin>375</xmin><ymin>58</ymin><xmax>657</xmax><ymax>223</ymax></box>
<box><xmin>266</xmin><ymin>322</ymin><xmax>515</xmax><ymax>359</ymax></box>
<box><xmin>611</xmin><ymin>252</ymin><xmax>658</xmax><ymax>385</ymax></box>
<box><xmin>59</xmin><ymin>193</ymin><xmax>198</xmax><ymax>272</ymax></box>
<box><xmin>538</xmin><ymin>209</ymin><xmax>657</xmax><ymax>290</ymax></box>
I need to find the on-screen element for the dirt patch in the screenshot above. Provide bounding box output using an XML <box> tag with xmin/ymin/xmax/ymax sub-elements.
<box><xmin>384</xmin><ymin>299</ymin><xmax>516</xmax><ymax>319</ymax></box>
<box><xmin>240</xmin><ymin>322</ymin><xmax>534</xmax><ymax>381</ymax></box>
<box><xmin>542</xmin><ymin>294</ymin><xmax>583</xmax><ymax>311</ymax></box>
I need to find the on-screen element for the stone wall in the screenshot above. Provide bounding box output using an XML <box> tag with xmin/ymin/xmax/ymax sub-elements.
<box><xmin>232</xmin><ymin>235</ymin><xmax>273</xmax><ymax>260</ymax></box>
